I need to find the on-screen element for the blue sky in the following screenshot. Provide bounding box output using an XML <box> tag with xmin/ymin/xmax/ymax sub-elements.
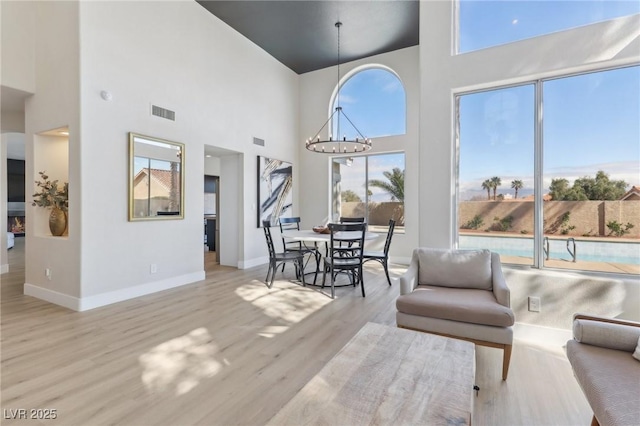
<box><xmin>334</xmin><ymin>1</ymin><xmax>640</xmax><ymax>202</ymax></box>
<box><xmin>459</xmin><ymin>0</ymin><xmax>640</xmax><ymax>53</ymax></box>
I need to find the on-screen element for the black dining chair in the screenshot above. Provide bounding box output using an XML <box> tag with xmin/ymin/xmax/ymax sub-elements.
<box><xmin>322</xmin><ymin>222</ymin><xmax>366</xmax><ymax>298</ymax></box>
<box><xmin>338</xmin><ymin>217</ymin><xmax>366</xmax><ymax>253</ymax></box>
<box><xmin>279</xmin><ymin>217</ymin><xmax>321</xmax><ymax>283</ymax></box>
<box><xmin>339</xmin><ymin>216</ymin><xmax>366</xmax><ymax>224</ymax></box>
<box><xmin>362</xmin><ymin>219</ymin><xmax>396</xmax><ymax>286</ymax></box>
<box><xmin>262</xmin><ymin>220</ymin><xmax>305</xmax><ymax>289</ymax></box>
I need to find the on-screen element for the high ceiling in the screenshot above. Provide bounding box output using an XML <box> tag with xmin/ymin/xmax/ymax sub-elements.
<box><xmin>1</xmin><ymin>1</ymin><xmax>419</xmax><ymax>123</ymax></box>
<box><xmin>196</xmin><ymin>0</ymin><xmax>419</xmax><ymax>74</ymax></box>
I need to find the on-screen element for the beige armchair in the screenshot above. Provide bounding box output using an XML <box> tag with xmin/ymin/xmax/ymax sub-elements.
<box><xmin>396</xmin><ymin>248</ymin><xmax>515</xmax><ymax>380</ymax></box>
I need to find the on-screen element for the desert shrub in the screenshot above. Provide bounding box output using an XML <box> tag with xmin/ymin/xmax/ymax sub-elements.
<box><xmin>606</xmin><ymin>221</ymin><xmax>634</xmax><ymax>237</ymax></box>
<box><xmin>462</xmin><ymin>214</ymin><xmax>484</xmax><ymax>230</ymax></box>
<box><xmin>492</xmin><ymin>215</ymin><xmax>514</xmax><ymax>232</ymax></box>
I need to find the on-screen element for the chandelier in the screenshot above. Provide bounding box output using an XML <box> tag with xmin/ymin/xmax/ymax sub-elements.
<box><xmin>306</xmin><ymin>22</ymin><xmax>372</xmax><ymax>154</ymax></box>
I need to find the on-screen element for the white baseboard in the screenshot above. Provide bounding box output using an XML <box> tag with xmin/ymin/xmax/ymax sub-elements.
<box><xmin>25</xmin><ymin>270</ymin><xmax>206</xmax><ymax>312</ymax></box>
<box><xmin>239</xmin><ymin>256</ymin><xmax>269</xmax><ymax>270</ymax></box>
<box><xmin>513</xmin><ymin>322</ymin><xmax>572</xmax><ymax>347</ymax></box>
<box><xmin>1</xmin><ymin>264</ymin><xmax>8</xmax><ymax>274</ymax></box>
<box><xmin>24</xmin><ymin>283</ymin><xmax>80</xmax><ymax>310</ymax></box>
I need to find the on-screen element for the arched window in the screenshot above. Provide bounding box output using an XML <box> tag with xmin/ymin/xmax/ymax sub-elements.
<box><xmin>331</xmin><ymin>67</ymin><xmax>406</xmax><ymax>140</ymax></box>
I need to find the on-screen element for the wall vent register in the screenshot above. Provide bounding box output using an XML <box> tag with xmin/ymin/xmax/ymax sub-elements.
<box><xmin>151</xmin><ymin>105</ymin><xmax>176</xmax><ymax>121</ymax></box>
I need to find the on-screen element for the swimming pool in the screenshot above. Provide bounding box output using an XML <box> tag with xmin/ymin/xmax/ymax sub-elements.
<box><xmin>459</xmin><ymin>235</ymin><xmax>640</xmax><ymax>265</ymax></box>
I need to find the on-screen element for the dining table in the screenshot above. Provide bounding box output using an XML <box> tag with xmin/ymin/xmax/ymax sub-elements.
<box><xmin>281</xmin><ymin>229</ymin><xmax>379</xmax><ymax>287</ymax></box>
<box><xmin>281</xmin><ymin>229</ymin><xmax>379</xmax><ymax>243</ymax></box>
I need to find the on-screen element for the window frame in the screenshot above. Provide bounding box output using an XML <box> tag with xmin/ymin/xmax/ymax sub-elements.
<box><xmin>329</xmin><ymin>65</ymin><xmax>407</xmax><ymax>140</ymax></box>
<box><xmin>331</xmin><ymin>151</ymin><xmax>406</xmax><ymax>234</ymax></box>
<box><xmin>454</xmin><ymin>64</ymin><xmax>640</xmax><ymax>275</ymax></box>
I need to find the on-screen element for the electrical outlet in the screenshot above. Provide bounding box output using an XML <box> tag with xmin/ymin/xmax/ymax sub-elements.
<box><xmin>45</xmin><ymin>268</ymin><xmax>52</xmax><ymax>280</ymax></box>
<box><xmin>528</xmin><ymin>296</ymin><xmax>541</xmax><ymax>312</ymax></box>
<box><xmin>150</xmin><ymin>264</ymin><xmax>157</xmax><ymax>274</ymax></box>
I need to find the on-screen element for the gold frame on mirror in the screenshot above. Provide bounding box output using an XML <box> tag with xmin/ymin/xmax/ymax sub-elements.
<box><xmin>128</xmin><ymin>132</ymin><xmax>185</xmax><ymax>221</ymax></box>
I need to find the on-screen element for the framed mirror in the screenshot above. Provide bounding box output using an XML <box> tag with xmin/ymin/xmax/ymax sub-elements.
<box><xmin>129</xmin><ymin>132</ymin><xmax>184</xmax><ymax>221</ymax></box>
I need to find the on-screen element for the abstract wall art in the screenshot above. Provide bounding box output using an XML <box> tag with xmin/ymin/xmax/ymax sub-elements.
<box><xmin>257</xmin><ymin>156</ymin><xmax>293</xmax><ymax>227</ymax></box>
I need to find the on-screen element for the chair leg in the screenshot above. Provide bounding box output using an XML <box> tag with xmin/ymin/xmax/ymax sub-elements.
<box><xmin>313</xmin><ymin>251</ymin><xmax>320</xmax><ymax>285</ymax></box>
<box><xmin>330</xmin><ymin>265</ymin><xmax>335</xmax><ymax>299</ymax></box>
<box><xmin>265</xmin><ymin>262</ymin><xmax>272</xmax><ymax>286</ymax></box>
<box><xmin>266</xmin><ymin>261</ymin><xmax>274</xmax><ymax>288</ymax></box>
<box><xmin>590</xmin><ymin>415</ymin><xmax>600</xmax><ymax>426</ymax></box>
<box><xmin>359</xmin><ymin>266</ymin><xmax>365</xmax><ymax>297</ymax></box>
<box><xmin>321</xmin><ymin>263</ymin><xmax>327</xmax><ymax>288</ymax></box>
<box><xmin>502</xmin><ymin>344</ymin><xmax>513</xmax><ymax>380</ymax></box>
<box><xmin>382</xmin><ymin>258</ymin><xmax>392</xmax><ymax>286</ymax></box>
<box><xmin>298</xmin><ymin>258</ymin><xmax>306</xmax><ymax>286</ymax></box>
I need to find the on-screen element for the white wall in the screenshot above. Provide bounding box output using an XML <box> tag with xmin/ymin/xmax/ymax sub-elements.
<box><xmin>204</xmin><ymin>156</ymin><xmax>221</xmax><ymax>176</ymax></box>
<box><xmin>298</xmin><ymin>46</ymin><xmax>421</xmax><ymax>262</ymax></box>
<box><xmin>74</xmin><ymin>1</ymin><xmax>298</xmax><ymax>305</ymax></box>
<box><xmin>418</xmin><ymin>2</ymin><xmax>640</xmax><ymax>326</ymax></box>
<box><xmin>23</xmin><ymin>0</ymin><xmax>81</xmax><ymax>306</ymax></box>
<box><xmin>220</xmin><ymin>154</ymin><xmax>242</xmax><ymax>267</ymax></box>
<box><xmin>2</xmin><ymin>0</ymin><xmax>298</xmax><ymax>309</ymax></box>
<box><xmin>0</xmin><ymin>0</ymin><xmax>36</xmax><ymax>94</ymax></box>
<box><xmin>1</xmin><ymin>111</ymin><xmax>26</xmax><ymax>134</ymax></box>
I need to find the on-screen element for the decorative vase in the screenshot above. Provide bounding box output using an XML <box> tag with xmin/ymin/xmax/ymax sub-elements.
<box><xmin>49</xmin><ymin>208</ymin><xmax>68</xmax><ymax>236</ymax></box>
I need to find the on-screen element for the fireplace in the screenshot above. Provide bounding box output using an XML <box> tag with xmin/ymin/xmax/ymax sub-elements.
<box><xmin>8</xmin><ymin>216</ymin><xmax>25</xmax><ymax>236</ymax></box>
<box><xmin>7</xmin><ymin>202</ymin><xmax>25</xmax><ymax>236</ymax></box>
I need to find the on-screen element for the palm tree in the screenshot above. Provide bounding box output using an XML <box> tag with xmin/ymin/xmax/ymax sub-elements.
<box><xmin>490</xmin><ymin>176</ymin><xmax>501</xmax><ymax>200</ymax></box>
<box><xmin>481</xmin><ymin>180</ymin><xmax>491</xmax><ymax>200</ymax></box>
<box><xmin>368</xmin><ymin>168</ymin><xmax>404</xmax><ymax>202</ymax></box>
<box><xmin>511</xmin><ymin>179</ymin><xmax>523</xmax><ymax>199</ymax></box>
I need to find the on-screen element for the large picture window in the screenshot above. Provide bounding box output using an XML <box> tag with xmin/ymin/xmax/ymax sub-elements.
<box><xmin>457</xmin><ymin>66</ymin><xmax>640</xmax><ymax>275</ymax></box>
<box><xmin>332</xmin><ymin>153</ymin><xmax>405</xmax><ymax>233</ymax></box>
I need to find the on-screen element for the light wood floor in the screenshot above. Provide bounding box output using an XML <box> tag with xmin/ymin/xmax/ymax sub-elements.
<box><xmin>1</xmin><ymin>239</ymin><xmax>591</xmax><ymax>425</ymax></box>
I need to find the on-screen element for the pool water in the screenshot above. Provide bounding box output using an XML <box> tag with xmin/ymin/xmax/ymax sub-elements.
<box><xmin>459</xmin><ymin>235</ymin><xmax>640</xmax><ymax>266</ymax></box>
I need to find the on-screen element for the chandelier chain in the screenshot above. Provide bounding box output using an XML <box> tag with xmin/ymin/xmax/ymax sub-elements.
<box><xmin>304</xmin><ymin>21</ymin><xmax>371</xmax><ymax>154</ymax></box>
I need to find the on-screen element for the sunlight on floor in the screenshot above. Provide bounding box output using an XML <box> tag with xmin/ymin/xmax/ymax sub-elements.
<box><xmin>139</xmin><ymin>327</ymin><xmax>222</xmax><ymax>396</ymax></box>
<box><xmin>236</xmin><ymin>280</ymin><xmax>333</xmax><ymax>325</ymax></box>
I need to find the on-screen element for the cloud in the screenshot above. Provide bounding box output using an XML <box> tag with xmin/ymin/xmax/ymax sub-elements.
<box><xmin>544</xmin><ymin>161</ymin><xmax>639</xmax><ymax>185</ymax></box>
<box><xmin>382</xmin><ymin>79</ymin><xmax>401</xmax><ymax>93</ymax></box>
<box><xmin>335</xmin><ymin>94</ymin><xmax>357</xmax><ymax>104</ymax></box>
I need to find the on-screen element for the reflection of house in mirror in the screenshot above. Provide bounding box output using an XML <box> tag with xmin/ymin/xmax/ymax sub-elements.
<box><xmin>133</xmin><ymin>167</ymin><xmax>180</xmax><ymax>217</ymax></box>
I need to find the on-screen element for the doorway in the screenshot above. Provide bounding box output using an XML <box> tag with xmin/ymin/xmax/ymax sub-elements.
<box><xmin>204</xmin><ymin>145</ymin><xmax>242</xmax><ymax>270</ymax></box>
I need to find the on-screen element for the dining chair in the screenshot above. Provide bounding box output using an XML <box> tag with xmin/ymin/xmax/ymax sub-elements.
<box><xmin>322</xmin><ymin>222</ymin><xmax>366</xmax><ymax>298</ymax></box>
<box><xmin>279</xmin><ymin>217</ymin><xmax>321</xmax><ymax>283</ymax></box>
<box><xmin>362</xmin><ymin>219</ymin><xmax>396</xmax><ymax>286</ymax></box>
<box><xmin>339</xmin><ymin>216</ymin><xmax>365</xmax><ymax>224</ymax></box>
<box><xmin>338</xmin><ymin>217</ymin><xmax>366</xmax><ymax>253</ymax></box>
<box><xmin>262</xmin><ymin>220</ymin><xmax>305</xmax><ymax>289</ymax></box>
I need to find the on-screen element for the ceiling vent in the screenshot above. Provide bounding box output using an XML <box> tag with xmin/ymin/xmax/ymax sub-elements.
<box><xmin>253</xmin><ymin>137</ymin><xmax>265</xmax><ymax>147</ymax></box>
<box><xmin>151</xmin><ymin>104</ymin><xmax>176</xmax><ymax>121</ymax></box>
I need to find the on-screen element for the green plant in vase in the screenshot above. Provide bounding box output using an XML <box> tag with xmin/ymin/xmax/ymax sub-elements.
<box><xmin>32</xmin><ymin>171</ymin><xmax>69</xmax><ymax>236</ymax></box>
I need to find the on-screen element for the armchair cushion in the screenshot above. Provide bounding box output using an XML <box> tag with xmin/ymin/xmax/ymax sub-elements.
<box><xmin>573</xmin><ymin>318</ymin><xmax>640</xmax><ymax>352</ymax></box>
<box><xmin>634</xmin><ymin>337</ymin><xmax>640</xmax><ymax>362</ymax></box>
<box><xmin>396</xmin><ymin>285</ymin><xmax>515</xmax><ymax>327</ymax></box>
<box><xmin>416</xmin><ymin>248</ymin><xmax>492</xmax><ymax>290</ymax></box>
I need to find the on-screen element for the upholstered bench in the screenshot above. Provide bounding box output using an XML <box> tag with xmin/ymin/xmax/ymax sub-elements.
<box><xmin>566</xmin><ymin>314</ymin><xmax>640</xmax><ymax>426</ymax></box>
